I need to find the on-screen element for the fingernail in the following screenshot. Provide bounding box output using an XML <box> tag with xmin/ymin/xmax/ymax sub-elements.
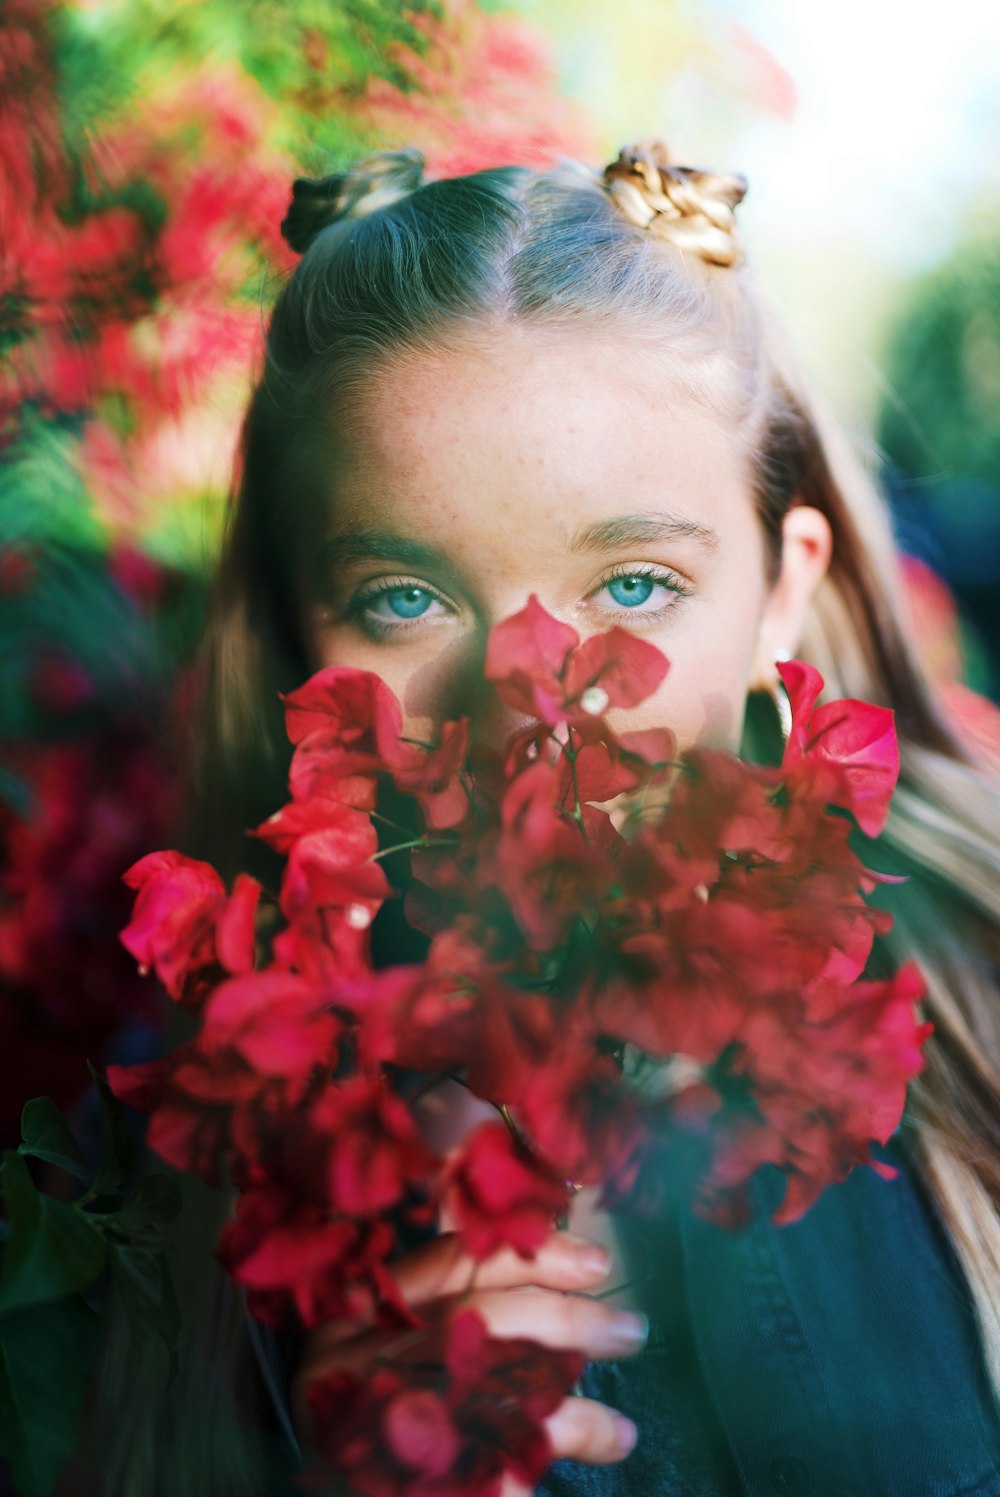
<box><xmin>611</xmin><ymin>1311</ymin><xmax>649</xmax><ymax>1345</ymax></box>
<box><xmin>613</xmin><ymin>1413</ymin><xmax>638</xmax><ymax>1455</ymax></box>
<box><xmin>578</xmin><ymin>1244</ymin><xmax>612</xmax><ymax>1278</ymax></box>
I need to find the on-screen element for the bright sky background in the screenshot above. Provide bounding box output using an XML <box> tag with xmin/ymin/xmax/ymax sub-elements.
<box><xmin>716</xmin><ymin>0</ymin><xmax>1000</xmax><ymax>415</ymax></box>
<box><xmin>720</xmin><ymin>0</ymin><xmax>1000</xmax><ymax>269</ymax></box>
<box><xmin>526</xmin><ymin>0</ymin><xmax>1000</xmax><ymax>417</ymax></box>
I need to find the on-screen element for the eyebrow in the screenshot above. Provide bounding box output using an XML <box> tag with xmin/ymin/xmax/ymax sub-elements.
<box><xmin>321</xmin><ymin>530</ymin><xmax>451</xmax><ymax>571</ymax></box>
<box><xmin>569</xmin><ymin>511</ymin><xmax>720</xmax><ymax>553</ymax></box>
<box><xmin>321</xmin><ymin>509</ymin><xmax>720</xmax><ymax>573</ymax></box>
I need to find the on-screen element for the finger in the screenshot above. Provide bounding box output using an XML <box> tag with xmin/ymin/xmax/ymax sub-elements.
<box><xmin>393</xmin><ymin>1230</ymin><xmax>613</xmax><ymax>1305</ymax></box>
<box><xmin>292</xmin><ymin>1311</ymin><xmax>644</xmax><ymax>1450</ymax></box>
<box><xmin>546</xmin><ymin>1395</ymin><xmax>639</xmax><ymax>1465</ymax></box>
<box><xmin>456</xmin><ymin>1286</ymin><xmax>649</xmax><ymax>1360</ymax></box>
<box><xmin>297</xmin><ymin>1292</ymin><xmax>647</xmax><ymax>1396</ymax></box>
<box><xmin>296</xmin><ymin>1229</ymin><xmax>612</xmax><ymax>1366</ymax></box>
<box><xmin>500</xmin><ymin>1398</ymin><xmax>640</xmax><ymax>1495</ymax></box>
<box><xmin>303</xmin><ymin>1279</ymin><xmax>647</xmax><ymax>1384</ymax></box>
<box><xmin>300</xmin><ymin>1231</ymin><xmax>613</xmax><ymax>1360</ymax></box>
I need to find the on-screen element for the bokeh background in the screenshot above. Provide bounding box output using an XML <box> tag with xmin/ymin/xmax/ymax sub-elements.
<box><xmin>2</xmin><ymin>0</ymin><xmax>999</xmax><ymax>1144</ymax></box>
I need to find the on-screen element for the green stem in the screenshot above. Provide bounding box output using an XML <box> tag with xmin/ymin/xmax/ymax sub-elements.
<box><xmin>590</xmin><ymin>1269</ymin><xmax>658</xmax><ymax>1301</ymax></box>
<box><xmin>563</xmin><ymin>727</ymin><xmax>589</xmax><ymax>844</ymax></box>
<box><xmin>370</xmin><ymin>836</ymin><xmax>456</xmax><ymax>861</ymax></box>
<box><xmin>370</xmin><ymin>809</ymin><xmax>418</xmax><ymax>837</ymax></box>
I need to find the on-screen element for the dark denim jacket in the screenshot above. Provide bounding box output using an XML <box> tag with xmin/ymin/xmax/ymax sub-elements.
<box><xmin>540</xmin><ymin>1135</ymin><xmax>1000</xmax><ymax>1497</ymax></box>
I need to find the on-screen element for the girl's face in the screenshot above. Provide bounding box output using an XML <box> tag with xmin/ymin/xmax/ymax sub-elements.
<box><xmin>304</xmin><ymin>324</ymin><xmax>830</xmax><ymax>754</ymax></box>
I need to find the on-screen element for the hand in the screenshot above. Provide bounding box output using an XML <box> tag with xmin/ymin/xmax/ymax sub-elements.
<box><xmin>291</xmin><ymin>1227</ymin><xmax>646</xmax><ymax>1494</ymax></box>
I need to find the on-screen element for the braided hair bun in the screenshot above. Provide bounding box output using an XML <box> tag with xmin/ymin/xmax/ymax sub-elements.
<box><xmin>280</xmin><ymin>147</ymin><xmax>426</xmax><ymax>255</ymax></box>
<box><xmin>602</xmin><ymin>139</ymin><xmax>748</xmax><ymax>268</ymax></box>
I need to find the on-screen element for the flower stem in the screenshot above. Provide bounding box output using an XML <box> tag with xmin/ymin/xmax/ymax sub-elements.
<box><xmin>370</xmin><ymin>837</ymin><xmax>456</xmax><ymax>861</ymax></box>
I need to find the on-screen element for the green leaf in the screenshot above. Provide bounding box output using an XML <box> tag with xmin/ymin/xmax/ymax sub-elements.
<box><xmin>87</xmin><ymin>1061</ymin><xmax>137</xmax><ymax>1191</ymax></box>
<box><xmin>0</xmin><ymin>1295</ymin><xmax>101</xmax><ymax>1497</ymax></box>
<box><xmin>19</xmin><ymin>1098</ymin><xmax>91</xmax><ymax>1184</ymax></box>
<box><xmin>0</xmin><ymin>1152</ymin><xmax>107</xmax><ymax>1315</ymax></box>
<box><xmin>111</xmin><ymin>1245</ymin><xmax>180</xmax><ymax>1383</ymax></box>
<box><xmin>116</xmin><ymin>1173</ymin><xmax>182</xmax><ymax>1231</ymax></box>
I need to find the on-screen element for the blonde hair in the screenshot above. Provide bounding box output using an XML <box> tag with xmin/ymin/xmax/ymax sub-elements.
<box><xmin>94</xmin><ymin>144</ymin><xmax>1000</xmax><ymax>1492</ymax></box>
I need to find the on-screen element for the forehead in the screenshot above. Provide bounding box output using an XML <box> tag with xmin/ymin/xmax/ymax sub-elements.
<box><xmin>328</xmin><ymin>324</ymin><xmax>752</xmax><ymax>545</ymax></box>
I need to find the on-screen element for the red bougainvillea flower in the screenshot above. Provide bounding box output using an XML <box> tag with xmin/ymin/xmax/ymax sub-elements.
<box><xmin>669</xmin><ymin>962</ymin><xmax>931</xmax><ymax>1229</ymax></box>
<box><xmin>441</xmin><ymin>1120</ymin><xmax>571</xmax><ymax>1260</ymax></box>
<box><xmin>109</xmin><ymin>1061</ymin><xmax>282</xmax><ymax>1190</ymax></box>
<box><xmin>391</xmin><ymin>716</ymin><xmax>472</xmax><ymax>831</ymax></box>
<box><xmin>106</xmin><ymin>1045</ymin><xmax>250</xmax><ymax>1187</ymax></box>
<box><xmin>278</xmin><ymin>805</ymin><xmax>388</xmax><ymax>921</ymax></box>
<box><xmin>119</xmin><ymin>852</ymin><xmax>260</xmax><ymax>1008</ymax></box>
<box><xmin>284</xmin><ymin>1075</ymin><xmax>440</xmax><ymax>1219</ymax></box>
<box><xmin>281</xmin><ymin>667</ymin><xmax>404</xmax><ymax>794</ymax></box>
<box><xmin>262</xmin><ymin>800</ymin><xmax>389</xmax><ymax>981</ymax></box>
<box><xmin>597</xmin><ymin>896</ymin><xmax>816</xmax><ymax>1064</ymax></box>
<box><xmin>198</xmin><ymin>969</ymin><xmax>341</xmax><ymax>1085</ymax></box>
<box><xmin>109</xmin><ymin>592</ymin><xmax>933</xmax><ymax>1497</ymax></box>
<box><xmin>484</xmin><ymin>594</ymin><xmax>669</xmax><ymax>733</ymax></box>
<box><xmin>482</xmin><ymin>758</ymin><xmax>612</xmax><ymax>950</ymax></box>
<box><xmin>561</xmin><ymin>624</ymin><xmax>670</xmax><ymax>719</ymax></box>
<box><xmin>217</xmin><ymin>1173</ymin><xmax>412</xmax><ymax>1330</ymax></box>
<box><xmin>652</xmin><ymin>745</ymin><xmax>792</xmax><ymax>866</ymax></box>
<box><xmin>482</xmin><ymin>595</ymin><xmax>579</xmax><ymax>725</ymax></box>
<box><xmin>779</xmin><ymin>659</ymin><xmax>899</xmax><ymax>836</ymax></box>
<box><xmin>509</xmin><ymin>1028</ymin><xmax>646</xmax><ymax>1191</ymax></box>
<box><xmin>308</xmin><ymin>1307</ymin><xmax>584</xmax><ymax>1497</ymax></box>
<box><xmin>107</xmin><ymin>970</ymin><xmax>341</xmax><ymax>1186</ymax></box>
<box><xmin>335</xmin><ymin>921</ymin><xmax>501</xmax><ymax>1075</ymax></box>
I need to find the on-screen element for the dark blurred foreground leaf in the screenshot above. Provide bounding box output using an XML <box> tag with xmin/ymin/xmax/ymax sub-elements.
<box><xmin>115</xmin><ymin>1173</ymin><xmax>182</xmax><ymax>1231</ymax></box>
<box><xmin>88</xmin><ymin>1062</ymin><xmax>137</xmax><ymax>1192</ymax></box>
<box><xmin>0</xmin><ymin>1152</ymin><xmax>106</xmax><ymax>1315</ymax></box>
<box><xmin>0</xmin><ymin>1295</ymin><xmax>101</xmax><ymax>1497</ymax></box>
<box><xmin>19</xmin><ymin>1099</ymin><xmax>90</xmax><ymax>1184</ymax></box>
<box><xmin>111</xmin><ymin>1244</ymin><xmax>181</xmax><ymax>1382</ymax></box>
<box><xmin>0</xmin><ymin>1090</ymin><xmax>183</xmax><ymax>1494</ymax></box>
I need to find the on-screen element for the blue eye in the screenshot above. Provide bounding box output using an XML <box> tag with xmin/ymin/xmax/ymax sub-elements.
<box><xmin>371</xmin><ymin>585</ymin><xmax>436</xmax><ymax>620</ymax></box>
<box><xmin>605</xmin><ymin>574</ymin><xmax>656</xmax><ymax>608</ymax></box>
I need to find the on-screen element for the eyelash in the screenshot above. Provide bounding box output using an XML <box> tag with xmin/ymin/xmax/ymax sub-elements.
<box><xmin>347</xmin><ymin>564</ymin><xmax>694</xmax><ymax>639</ymax></box>
<box><xmin>597</xmin><ymin>563</ymin><xmax>694</xmax><ymax>623</ymax></box>
<box><xmin>346</xmin><ymin>576</ymin><xmax>451</xmax><ymax>641</ymax></box>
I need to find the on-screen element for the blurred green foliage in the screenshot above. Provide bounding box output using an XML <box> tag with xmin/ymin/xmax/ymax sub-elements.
<box><xmin>878</xmin><ymin>236</ymin><xmax>1000</xmax><ymax>489</ymax></box>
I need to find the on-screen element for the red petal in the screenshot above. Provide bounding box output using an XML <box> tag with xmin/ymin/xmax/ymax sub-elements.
<box><xmin>778</xmin><ymin>660</ymin><xmax>900</xmax><ymax>835</ymax></box>
<box><xmin>484</xmin><ymin>595</ymin><xmax>579</xmax><ymax>715</ymax></box>
<box><xmin>215</xmin><ymin>873</ymin><xmax>261</xmax><ymax>974</ymax></box>
<box><xmin>385</xmin><ymin>1390</ymin><xmax>459</xmax><ymax>1476</ymax></box>
<box><xmin>121</xmin><ymin>849</ymin><xmax>218</xmax><ymax>892</ymax></box>
<box><xmin>280</xmin><ymin>667</ymin><xmax>403</xmax><ymax>750</ymax></box>
<box><xmin>563</xmin><ymin>626</ymin><xmax>669</xmax><ymax>710</ymax></box>
<box><xmin>777</xmin><ymin>658</ymin><xmax>824</xmax><ymax>760</ymax></box>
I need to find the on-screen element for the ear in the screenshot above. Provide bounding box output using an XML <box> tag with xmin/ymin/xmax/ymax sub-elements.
<box><xmin>750</xmin><ymin>504</ymin><xmax>833</xmax><ymax>685</ymax></box>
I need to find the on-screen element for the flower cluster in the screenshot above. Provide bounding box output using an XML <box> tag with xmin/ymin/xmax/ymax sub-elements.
<box><xmin>107</xmin><ymin>598</ymin><xmax>930</xmax><ymax>1495</ymax></box>
<box><xmin>307</xmin><ymin>1308</ymin><xmax>584</xmax><ymax>1497</ymax></box>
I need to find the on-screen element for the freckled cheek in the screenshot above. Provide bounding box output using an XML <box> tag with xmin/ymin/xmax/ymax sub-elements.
<box><xmin>399</xmin><ymin>645</ymin><xmax>475</xmax><ymax>736</ymax></box>
<box><xmin>616</xmin><ymin>658</ymin><xmax>752</xmax><ymax>754</ymax></box>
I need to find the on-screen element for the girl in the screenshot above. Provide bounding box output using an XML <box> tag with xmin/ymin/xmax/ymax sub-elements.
<box><xmin>94</xmin><ymin>140</ymin><xmax>1000</xmax><ymax>1496</ymax></box>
